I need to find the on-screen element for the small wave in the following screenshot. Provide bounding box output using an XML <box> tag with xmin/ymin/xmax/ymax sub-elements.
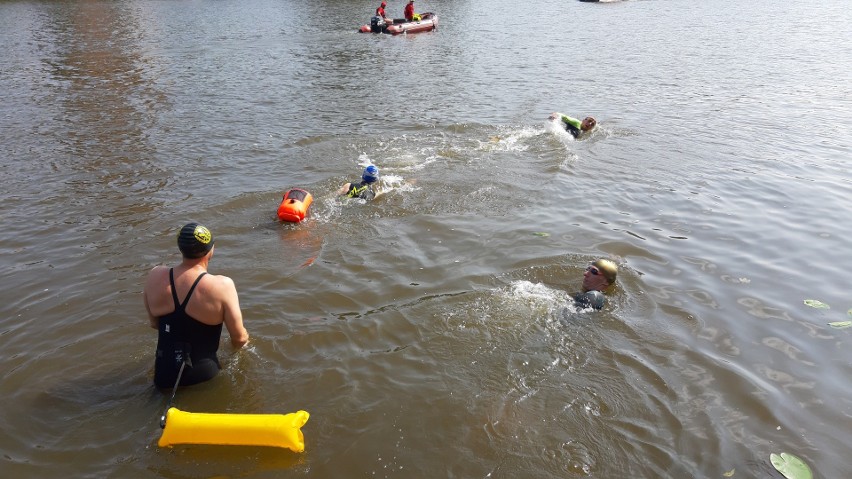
<box><xmin>507</xmin><ymin>280</ymin><xmax>565</xmax><ymax>304</ymax></box>
<box><xmin>481</xmin><ymin>126</ymin><xmax>545</xmax><ymax>152</ymax></box>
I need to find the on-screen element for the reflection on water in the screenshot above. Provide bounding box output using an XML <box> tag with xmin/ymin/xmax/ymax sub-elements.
<box><xmin>2</xmin><ymin>0</ymin><xmax>852</xmax><ymax>477</ymax></box>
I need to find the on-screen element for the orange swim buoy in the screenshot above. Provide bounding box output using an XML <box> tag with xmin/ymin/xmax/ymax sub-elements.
<box><xmin>277</xmin><ymin>188</ymin><xmax>313</xmax><ymax>222</ymax></box>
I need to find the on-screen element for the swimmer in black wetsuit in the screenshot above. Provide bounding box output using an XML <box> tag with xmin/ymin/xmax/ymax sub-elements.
<box><xmin>549</xmin><ymin>112</ymin><xmax>597</xmax><ymax>139</ymax></box>
<box><xmin>572</xmin><ymin>258</ymin><xmax>618</xmax><ymax>310</ymax></box>
<box><xmin>339</xmin><ymin>165</ymin><xmax>380</xmax><ymax>200</ymax></box>
<box><xmin>143</xmin><ymin>223</ymin><xmax>249</xmax><ymax>388</ymax></box>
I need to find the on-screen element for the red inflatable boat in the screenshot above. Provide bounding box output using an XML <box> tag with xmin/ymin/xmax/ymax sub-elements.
<box><xmin>359</xmin><ymin>12</ymin><xmax>437</xmax><ymax>35</ymax></box>
<box><xmin>277</xmin><ymin>188</ymin><xmax>313</xmax><ymax>223</ymax></box>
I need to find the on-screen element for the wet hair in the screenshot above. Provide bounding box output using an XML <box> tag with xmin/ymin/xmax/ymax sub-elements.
<box><xmin>582</xmin><ymin>117</ymin><xmax>597</xmax><ymax>131</ymax></box>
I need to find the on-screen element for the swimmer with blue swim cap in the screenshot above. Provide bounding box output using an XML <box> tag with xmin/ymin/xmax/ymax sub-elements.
<box><xmin>339</xmin><ymin>165</ymin><xmax>380</xmax><ymax>200</ymax></box>
<box><xmin>573</xmin><ymin>259</ymin><xmax>618</xmax><ymax>310</ymax></box>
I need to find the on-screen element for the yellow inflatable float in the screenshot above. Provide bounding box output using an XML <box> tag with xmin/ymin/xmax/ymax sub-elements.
<box><xmin>158</xmin><ymin>407</ymin><xmax>310</xmax><ymax>453</ymax></box>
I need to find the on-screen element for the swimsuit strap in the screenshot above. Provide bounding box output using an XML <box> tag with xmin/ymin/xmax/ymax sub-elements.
<box><xmin>169</xmin><ymin>268</ymin><xmax>209</xmax><ymax>311</ymax></box>
<box><xmin>168</xmin><ymin>268</ymin><xmax>180</xmax><ymax>309</ymax></box>
<box><xmin>180</xmin><ymin>272</ymin><xmax>208</xmax><ymax>310</ymax></box>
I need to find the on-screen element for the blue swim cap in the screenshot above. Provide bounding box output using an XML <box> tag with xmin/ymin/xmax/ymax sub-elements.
<box><xmin>362</xmin><ymin>165</ymin><xmax>379</xmax><ymax>183</ymax></box>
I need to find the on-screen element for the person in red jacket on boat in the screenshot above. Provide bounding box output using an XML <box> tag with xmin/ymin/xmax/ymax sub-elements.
<box><xmin>376</xmin><ymin>1</ymin><xmax>388</xmax><ymax>20</ymax></box>
<box><xmin>404</xmin><ymin>0</ymin><xmax>421</xmax><ymax>22</ymax></box>
<box><xmin>370</xmin><ymin>2</ymin><xmax>391</xmax><ymax>33</ymax></box>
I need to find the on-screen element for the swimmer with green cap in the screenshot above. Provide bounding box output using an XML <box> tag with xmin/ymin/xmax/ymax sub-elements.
<box><xmin>143</xmin><ymin>222</ymin><xmax>249</xmax><ymax>389</ymax></box>
<box><xmin>573</xmin><ymin>258</ymin><xmax>618</xmax><ymax>310</ymax></box>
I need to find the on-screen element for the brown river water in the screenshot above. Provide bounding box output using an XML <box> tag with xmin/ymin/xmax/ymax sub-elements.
<box><xmin>2</xmin><ymin>0</ymin><xmax>851</xmax><ymax>477</ymax></box>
